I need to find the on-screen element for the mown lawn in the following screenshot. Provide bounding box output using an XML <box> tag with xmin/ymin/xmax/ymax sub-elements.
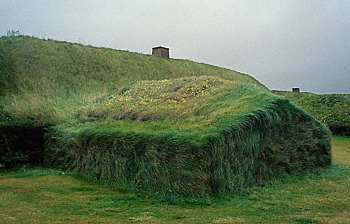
<box><xmin>0</xmin><ymin>136</ymin><xmax>349</xmax><ymax>224</ymax></box>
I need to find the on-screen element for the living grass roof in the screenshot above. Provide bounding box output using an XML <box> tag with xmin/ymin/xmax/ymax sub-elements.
<box><xmin>76</xmin><ymin>76</ymin><xmax>276</xmax><ymax>135</ymax></box>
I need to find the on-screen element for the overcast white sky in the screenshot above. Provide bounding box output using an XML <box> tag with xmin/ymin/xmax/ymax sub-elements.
<box><xmin>1</xmin><ymin>0</ymin><xmax>349</xmax><ymax>93</ymax></box>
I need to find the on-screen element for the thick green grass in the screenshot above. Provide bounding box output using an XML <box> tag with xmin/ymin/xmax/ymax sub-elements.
<box><xmin>0</xmin><ymin>35</ymin><xmax>261</xmax><ymax>124</ymax></box>
<box><xmin>0</xmin><ymin>36</ymin><xmax>332</xmax><ymax>197</ymax></box>
<box><xmin>45</xmin><ymin>95</ymin><xmax>331</xmax><ymax>197</ymax></box>
<box><xmin>274</xmin><ymin>91</ymin><xmax>350</xmax><ymax>136</ymax></box>
<box><xmin>0</xmin><ymin>136</ymin><xmax>349</xmax><ymax>224</ymax></box>
<box><xmin>76</xmin><ymin>76</ymin><xmax>277</xmax><ymax>133</ymax></box>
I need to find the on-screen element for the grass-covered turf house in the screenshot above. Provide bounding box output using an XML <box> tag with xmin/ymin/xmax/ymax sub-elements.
<box><xmin>0</xmin><ymin>36</ymin><xmax>331</xmax><ymax>197</ymax></box>
<box><xmin>274</xmin><ymin>91</ymin><xmax>350</xmax><ymax>136</ymax></box>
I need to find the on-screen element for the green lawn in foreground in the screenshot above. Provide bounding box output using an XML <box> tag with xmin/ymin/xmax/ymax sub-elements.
<box><xmin>0</xmin><ymin>136</ymin><xmax>349</xmax><ymax>224</ymax></box>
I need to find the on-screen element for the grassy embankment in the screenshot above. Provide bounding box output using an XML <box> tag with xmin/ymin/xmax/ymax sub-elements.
<box><xmin>0</xmin><ymin>136</ymin><xmax>349</xmax><ymax>224</ymax></box>
<box><xmin>275</xmin><ymin>91</ymin><xmax>350</xmax><ymax>136</ymax></box>
<box><xmin>0</xmin><ymin>36</ymin><xmax>260</xmax><ymax>124</ymax></box>
<box><xmin>0</xmin><ymin>36</ymin><xmax>331</xmax><ymax>197</ymax></box>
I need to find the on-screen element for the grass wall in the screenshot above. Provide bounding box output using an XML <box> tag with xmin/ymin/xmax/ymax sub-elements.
<box><xmin>46</xmin><ymin>99</ymin><xmax>331</xmax><ymax>197</ymax></box>
<box><xmin>274</xmin><ymin>91</ymin><xmax>350</xmax><ymax>136</ymax></box>
<box><xmin>209</xmin><ymin>99</ymin><xmax>331</xmax><ymax>195</ymax></box>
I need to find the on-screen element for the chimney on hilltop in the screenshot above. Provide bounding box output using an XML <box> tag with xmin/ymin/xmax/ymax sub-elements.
<box><xmin>292</xmin><ymin>87</ymin><xmax>300</xmax><ymax>93</ymax></box>
<box><xmin>152</xmin><ymin>46</ymin><xmax>170</xmax><ymax>59</ymax></box>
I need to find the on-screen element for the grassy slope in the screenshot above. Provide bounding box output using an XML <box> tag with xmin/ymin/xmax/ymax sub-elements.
<box><xmin>274</xmin><ymin>91</ymin><xmax>350</xmax><ymax>135</ymax></box>
<box><xmin>0</xmin><ymin>36</ymin><xmax>332</xmax><ymax>196</ymax></box>
<box><xmin>0</xmin><ymin>136</ymin><xmax>349</xmax><ymax>224</ymax></box>
<box><xmin>0</xmin><ymin>36</ymin><xmax>262</xmax><ymax>124</ymax></box>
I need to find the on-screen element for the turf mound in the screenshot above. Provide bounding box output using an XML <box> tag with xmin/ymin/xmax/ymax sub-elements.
<box><xmin>274</xmin><ymin>91</ymin><xmax>350</xmax><ymax>136</ymax></box>
<box><xmin>46</xmin><ymin>76</ymin><xmax>331</xmax><ymax>197</ymax></box>
<box><xmin>0</xmin><ymin>36</ymin><xmax>331</xmax><ymax>197</ymax></box>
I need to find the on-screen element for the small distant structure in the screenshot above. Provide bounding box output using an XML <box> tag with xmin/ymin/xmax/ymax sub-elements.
<box><xmin>152</xmin><ymin>46</ymin><xmax>170</xmax><ymax>59</ymax></box>
<box><xmin>292</xmin><ymin>87</ymin><xmax>300</xmax><ymax>93</ymax></box>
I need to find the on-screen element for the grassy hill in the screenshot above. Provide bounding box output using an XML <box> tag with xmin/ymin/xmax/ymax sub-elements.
<box><xmin>0</xmin><ymin>36</ymin><xmax>331</xmax><ymax>197</ymax></box>
<box><xmin>0</xmin><ymin>35</ymin><xmax>261</xmax><ymax>125</ymax></box>
<box><xmin>274</xmin><ymin>91</ymin><xmax>350</xmax><ymax>136</ymax></box>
